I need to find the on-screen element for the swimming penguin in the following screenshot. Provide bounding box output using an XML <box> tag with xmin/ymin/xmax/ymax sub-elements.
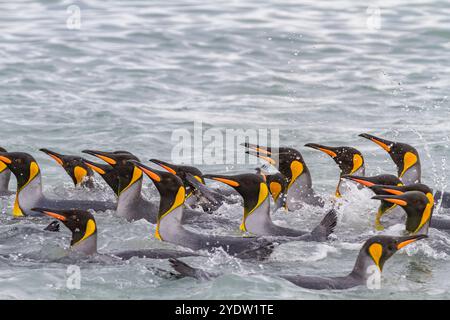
<box><xmin>40</xmin><ymin>148</ymin><xmax>95</xmax><ymax>188</ymax></box>
<box><xmin>82</xmin><ymin>151</ymin><xmax>204</xmax><ymax>223</ymax></box>
<box><xmin>371</xmin><ymin>183</ymin><xmax>450</xmax><ymax>231</ymax></box>
<box><xmin>255</xmin><ymin>168</ymin><xmax>288</xmax><ymax>212</ymax></box>
<box><xmin>0</xmin><ymin>147</ymin><xmax>13</xmax><ymax>196</ymax></box>
<box><xmin>169</xmin><ymin>234</ymin><xmax>427</xmax><ymax>290</ymax></box>
<box><xmin>31</xmin><ymin>207</ymin><xmax>201</xmax><ymax>260</ymax></box>
<box><xmin>372</xmin><ymin>191</ymin><xmax>433</xmax><ymax>235</ymax></box>
<box><xmin>203</xmin><ymin>173</ymin><xmax>337</xmax><ymax>240</ymax></box>
<box><xmin>242</xmin><ymin>143</ymin><xmax>324</xmax><ymax>210</ymax></box>
<box><xmin>0</xmin><ymin>152</ymin><xmax>116</xmax><ymax>217</ymax></box>
<box><xmin>81</xmin><ymin>159</ymin><xmax>121</xmax><ymax>196</ymax></box>
<box><xmin>342</xmin><ymin>174</ymin><xmax>404</xmax><ymax>230</ymax></box>
<box><xmin>305</xmin><ymin>144</ymin><xmax>365</xmax><ymax>197</ymax></box>
<box><xmin>129</xmin><ymin>160</ymin><xmax>275</xmax><ymax>260</ymax></box>
<box><xmin>149</xmin><ymin>159</ymin><xmax>231</xmax><ymax>211</ymax></box>
<box><xmin>359</xmin><ymin>133</ymin><xmax>421</xmax><ymax>185</ymax></box>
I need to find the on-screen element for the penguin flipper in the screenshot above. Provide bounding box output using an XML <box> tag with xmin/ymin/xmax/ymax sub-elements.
<box><xmin>44</xmin><ymin>221</ymin><xmax>60</xmax><ymax>232</ymax></box>
<box><xmin>113</xmin><ymin>249</ymin><xmax>201</xmax><ymax>260</ymax></box>
<box><xmin>234</xmin><ymin>241</ymin><xmax>275</xmax><ymax>260</ymax></box>
<box><xmin>309</xmin><ymin>209</ymin><xmax>338</xmax><ymax>242</ymax></box>
<box><xmin>169</xmin><ymin>258</ymin><xmax>216</xmax><ymax>280</ymax></box>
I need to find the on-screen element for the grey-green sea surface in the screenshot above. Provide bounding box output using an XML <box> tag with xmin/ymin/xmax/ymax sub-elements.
<box><xmin>0</xmin><ymin>0</ymin><xmax>449</xmax><ymax>299</ymax></box>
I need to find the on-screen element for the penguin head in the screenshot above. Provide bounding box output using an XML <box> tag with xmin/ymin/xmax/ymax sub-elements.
<box><xmin>242</xmin><ymin>143</ymin><xmax>308</xmax><ymax>187</ymax></box>
<box><xmin>204</xmin><ymin>173</ymin><xmax>269</xmax><ymax>231</ymax></box>
<box><xmin>32</xmin><ymin>207</ymin><xmax>97</xmax><ymax>247</ymax></box>
<box><xmin>0</xmin><ymin>152</ymin><xmax>40</xmax><ymax>189</ymax></box>
<box><xmin>82</xmin><ymin>150</ymin><xmax>142</xmax><ymax>195</ymax></box>
<box><xmin>372</xmin><ymin>190</ymin><xmax>433</xmax><ymax>234</ymax></box>
<box><xmin>256</xmin><ymin>169</ymin><xmax>288</xmax><ymax>211</ymax></box>
<box><xmin>359</xmin><ymin>234</ymin><xmax>427</xmax><ymax>272</ymax></box>
<box><xmin>305</xmin><ymin>143</ymin><xmax>365</xmax><ymax>175</ymax></box>
<box><xmin>343</xmin><ymin>174</ymin><xmax>403</xmax><ymax>189</ymax></box>
<box><xmin>129</xmin><ymin>160</ymin><xmax>186</xmax><ymax>218</ymax></box>
<box><xmin>359</xmin><ymin>133</ymin><xmax>421</xmax><ymax>182</ymax></box>
<box><xmin>40</xmin><ymin>149</ymin><xmax>93</xmax><ymax>187</ymax></box>
<box><xmin>0</xmin><ymin>147</ymin><xmax>8</xmax><ymax>174</ymax></box>
<box><xmin>150</xmin><ymin>159</ymin><xmax>205</xmax><ymax>195</ymax></box>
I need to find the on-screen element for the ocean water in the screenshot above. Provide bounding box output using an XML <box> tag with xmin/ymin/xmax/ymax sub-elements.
<box><xmin>0</xmin><ymin>0</ymin><xmax>450</xmax><ymax>299</ymax></box>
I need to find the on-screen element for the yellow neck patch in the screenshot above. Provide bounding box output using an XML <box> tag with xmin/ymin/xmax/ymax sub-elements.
<box><xmin>155</xmin><ymin>186</ymin><xmax>185</xmax><ymax>240</ymax></box>
<box><xmin>240</xmin><ymin>183</ymin><xmax>269</xmax><ymax>232</ymax></box>
<box><xmin>414</xmin><ymin>193</ymin><xmax>434</xmax><ymax>233</ymax></box>
<box><xmin>74</xmin><ymin>166</ymin><xmax>88</xmax><ymax>185</ymax></box>
<box><xmin>269</xmin><ymin>182</ymin><xmax>282</xmax><ymax>201</ymax></box>
<box><xmin>13</xmin><ymin>161</ymin><xmax>40</xmax><ymax>218</ymax></box>
<box><xmin>350</xmin><ymin>154</ymin><xmax>364</xmax><ymax>174</ymax></box>
<box><xmin>119</xmin><ymin>167</ymin><xmax>143</xmax><ymax>195</ymax></box>
<box><xmin>0</xmin><ymin>161</ymin><xmax>7</xmax><ymax>173</ymax></box>
<box><xmin>400</xmin><ymin>152</ymin><xmax>418</xmax><ymax>178</ymax></box>
<box><xmin>368</xmin><ymin>243</ymin><xmax>383</xmax><ymax>271</ymax></box>
<box><xmin>74</xmin><ymin>219</ymin><xmax>96</xmax><ymax>245</ymax></box>
<box><xmin>287</xmin><ymin>160</ymin><xmax>304</xmax><ymax>191</ymax></box>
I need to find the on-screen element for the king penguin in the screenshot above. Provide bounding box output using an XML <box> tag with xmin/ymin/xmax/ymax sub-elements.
<box><xmin>305</xmin><ymin>143</ymin><xmax>365</xmax><ymax>197</ymax></box>
<box><xmin>169</xmin><ymin>234</ymin><xmax>427</xmax><ymax>290</ymax></box>
<box><xmin>32</xmin><ymin>207</ymin><xmax>201</xmax><ymax>260</ymax></box>
<box><xmin>40</xmin><ymin>148</ymin><xmax>95</xmax><ymax>188</ymax></box>
<box><xmin>129</xmin><ymin>160</ymin><xmax>276</xmax><ymax>260</ymax></box>
<box><xmin>203</xmin><ymin>173</ymin><xmax>337</xmax><ymax>241</ymax></box>
<box><xmin>0</xmin><ymin>152</ymin><xmax>116</xmax><ymax>217</ymax></box>
<box><xmin>242</xmin><ymin>143</ymin><xmax>324</xmax><ymax>210</ymax></box>
<box><xmin>0</xmin><ymin>147</ymin><xmax>13</xmax><ymax>196</ymax></box>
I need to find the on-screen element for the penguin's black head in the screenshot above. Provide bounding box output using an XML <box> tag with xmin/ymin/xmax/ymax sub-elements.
<box><xmin>242</xmin><ymin>143</ymin><xmax>307</xmax><ymax>184</ymax></box>
<box><xmin>32</xmin><ymin>208</ymin><xmax>97</xmax><ymax>246</ymax></box>
<box><xmin>40</xmin><ymin>149</ymin><xmax>93</xmax><ymax>186</ymax></box>
<box><xmin>150</xmin><ymin>159</ymin><xmax>205</xmax><ymax>194</ymax></box>
<box><xmin>359</xmin><ymin>133</ymin><xmax>421</xmax><ymax>180</ymax></box>
<box><xmin>370</xmin><ymin>183</ymin><xmax>432</xmax><ymax>197</ymax></box>
<box><xmin>204</xmin><ymin>173</ymin><xmax>268</xmax><ymax>215</ymax></box>
<box><xmin>372</xmin><ymin>191</ymin><xmax>433</xmax><ymax>233</ymax></box>
<box><xmin>305</xmin><ymin>143</ymin><xmax>364</xmax><ymax>175</ymax></box>
<box><xmin>129</xmin><ymin>160</ymin><xmax>186</xmax><ymax>217</ymax></box>
<box><xmin>361</xmin><ymin>234</ymin><xmax>427</xmax><ymax>271</ymax></box>
<box><xmin>0</xmin><ymin>152</ymin><xmax>40</xmax><ymax>189</ymax></box>
<box><xmin>82</xmin><ymin>150</ymin><xmax>142</xmax><ymax>195</ymax></box>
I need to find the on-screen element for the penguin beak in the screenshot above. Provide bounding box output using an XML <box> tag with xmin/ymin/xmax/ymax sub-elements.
<box><xmin>82</xmin><ymin>159</ymin><xmax>108</xmax><ymax>175</ymax></box>
<box><xmin>396</xmin><ymin>234</ymin><xmax>428</xmax><ymax>250</ymax></box>
<box><xmin>242</xmin><ymin>143</ymin><xmax>277</xmax><ymax>165</ymax></box>
<box><xmin>372</xmin><ymin>194</ymin><xmax>408</xmax><ymax>207</ymax></box>
<box><xmin>128</xmin><ymin>160</ymin><xmax>161</xmax><ymax>182</ymax></box>
<box><xmin>359</xmin><ymin>133</ymin><xmax>393</xmax><ymax>152</ymax></box>
<box><xmin>39</xmin><ymin>149</ymin><xmax>64</xmax><ymax>166</ymax></box>
<box><xmin>203</xmin><ymin>175</ymin><xmax>240</xmax><ymax>187</ymax></box>
<box><xmin>0</xmin><ymin>154</ymin><xmax>12</xmax><ymax>164</ymax></box>
<box><xmin>342</xmin><ymin>175</ymin><xmax>375</xmax><ymax>187</ymax></box>
<box><xmin>149</xmin><ymin>159</ymin><xmax>177</xmax><ymax>175</ymax></box>
<box><xmin>32</xmin><ymin>208</ymin><xmax>67</xmax><ymax>221</ymax></box>
<box><xmin>370</xmin><ymin>185</ymin><xmax>405</xmax><ymax>196</ymax></box>
<box><xmin>82</xmin><ymin>150</ymin><xmax>117</xmax><ymax>165</ymax></box>
<box><xmin>304</xmin><ymin>143</ymin><xmax>337</xmax><ymax>158</ymax></box>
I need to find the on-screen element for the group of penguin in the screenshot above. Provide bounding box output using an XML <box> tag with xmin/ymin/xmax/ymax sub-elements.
<box><xmin>1</xmin><ymin>132</ymin><xmax>449</xmax><ymax>290</ymax></box>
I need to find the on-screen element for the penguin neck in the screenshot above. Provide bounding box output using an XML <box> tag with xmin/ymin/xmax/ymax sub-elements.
<box><xmin>156</xmin><ymin>205</ymin><xmax>184</xmax><ymax>243</ymax></box>
<box><xmin>337</xmin><ymin>166</ymin><xmax>365</xmax><ymax>197</ymax></box>
<box><xmin>400</xmin><ymin>164</ymin><xmax>421</xmax><ymax>185</ymax></box>
<box><xmin>116</xmin><ymin>178</ymin><xmax>144</xmax><ymax>220</ymax></box>
<box><xmin>71</xmin><ymin>233</ymin><xmax>98</xmax><ymax>255</ymax></box>
<box><xmin>350</xmin><ymin>250</ymin><xmax>381</xmax><ymax>282</ymax></box>
<box><xmin>15</xmin><ymin>174</ymin><xmax>45</xmax><ymax>216</ymax></box>
<box><xmin>286</xmin><ymin>171</ymin><xmax>313</xmax><ymax>201</ymax></box>
<box><xmin>405</xmin><ymin>204</ymin><xmax>433</xmax><ymax>235</ymax></box>
<box><xmin>241</xmin><ymin>197</ymin><xmax>273</xmax><ymax>234</ymax></box>
<box><xmin>0</xmin><ymin>169</ymin><xmax>10</xmax><ymax>192</ymax></box>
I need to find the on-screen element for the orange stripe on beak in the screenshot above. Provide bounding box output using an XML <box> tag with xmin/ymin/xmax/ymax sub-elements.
<box><xmin>370</xmin><ymin>138</ymin><xmax>391</xmax><ymax>152</ymax></box>
<box><xmin>397</xmin><ymin>238</ymin><xmax>418</xmax><ymax>250</ymax></box>
<box><xmin>140</xmin><ymin>167</ymin><xmax>161</xmax><ymax>182</ymax></box>
<box><xmin>212</xmin><ymin>177</ymin><xmax>240</xmax><ymax>187</ymax></box>
<box><xmin>350</xmin><ymin>178</ymin><xmax>375</xmax><ymax>187</ymax></box>
<box><xmin>44</xmin><ymin>211</ymin><xmax>67</xmax><ymax>221</ymax></box>
<box><xmin>382</xmin><ymin>188</ymin><xmax>405</xmax><ymax>195</ymax></box>
<box><xmin>48</xmin><ymin>154</ymin><xmax>64</xmax><ymax>166</ymax></box>
<box><xmin>383</xmin><ymin>198</ymin><xmax>407</xmax><ymax>206</ymax></box>
<box><xmin>159</xmin><ymin>164</ymin><xmax>176</xmax><ymax>175</ymax></box>
<box><xmin>95</xmin><ymin>154</ymin><xmax>117</xmax><ymax>165</ymax></box>
<box><xmin>0</xmin><ymin>156</ymin><xmax>12</xmax><ymax>164</ymax></box>
<box><xmin>317</xmin><ymin>147</ymin><xmax>337</xmax><ymax>158</ymax></box>
<box><xmin>85</xmin><ymin>163</ymin><xmax>106</xmax><ymax>175</ymax></box>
